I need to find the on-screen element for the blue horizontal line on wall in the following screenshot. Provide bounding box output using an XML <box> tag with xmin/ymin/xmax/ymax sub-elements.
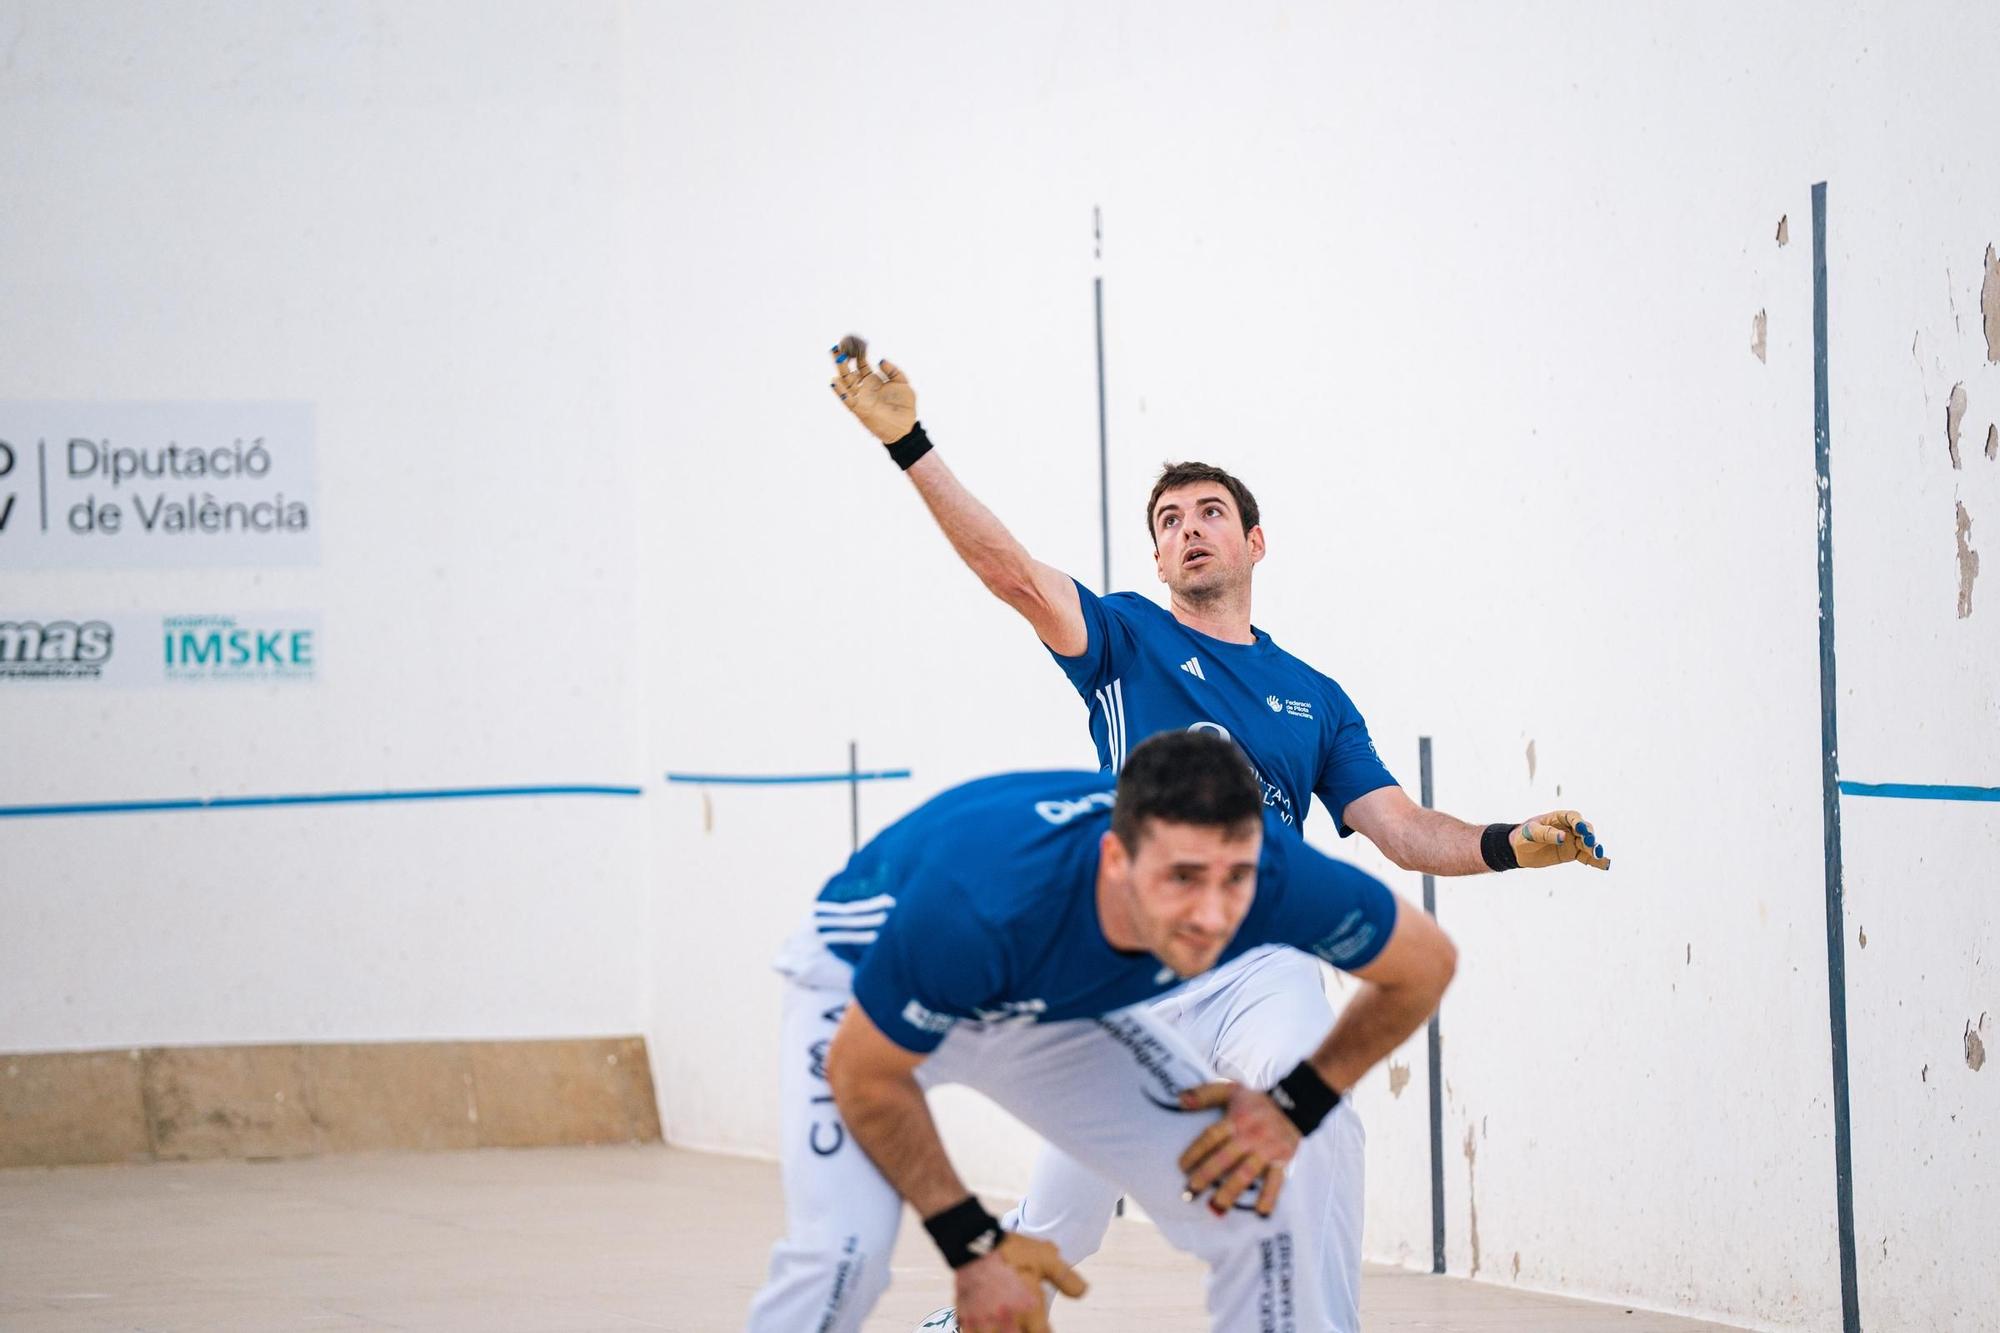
<box><xmin>0</xmin><ymin>784</ymin><xmax>645</xmax><ymax>820</ymax></box>
<box><xmin>665</xmin><ymin>770</ymin><xmax>912</xmax><ymax>786</ymax></box>
<box><xmin>1839</xmin><ymin>780</ymin><xmax>2000</xmax><ymax>803</ymax></box>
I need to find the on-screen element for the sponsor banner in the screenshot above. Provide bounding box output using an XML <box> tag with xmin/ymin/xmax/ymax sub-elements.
<box><xmin>0</xmin><ymin>612</ymin><xmax>319</xmax><ymax>686</ymax></box>
<box><xmin>0</xmin><ymin>614</ymin><xmax>159</xmax><ymax>686</ymax></box>
<box><xmin>0</xmin><ymin>402</ymin><xmax>316</xmax><ymax>569</ymax></box>
<box><xmin>162</xmin><ymin>612</ymin><xmax>318</xmax><ymax>683</ymax></box>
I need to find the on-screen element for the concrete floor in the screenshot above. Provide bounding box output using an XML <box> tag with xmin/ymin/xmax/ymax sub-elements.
<box><xmin>0</xmin><ymin>1145</ymin><xmax>1751</xmax><ymax>1332</ymax></box>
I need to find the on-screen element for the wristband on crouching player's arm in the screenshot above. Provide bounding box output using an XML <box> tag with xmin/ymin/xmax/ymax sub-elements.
<box><xmin>923</xmin><ymin>1195</ymin><xmax>1005</xmax><ymax>1269</ymax></box>
<box><xmin>885</xmin><ymin>421</ymin><xmax>934</xmax><ymax>470</ymax></box>
<box><xmin>1267</xmin><ymin>1060</ymin><xmax>1341</xmax><ymax>1136</ymax></box>
<box><xmin>1480</xmin><ymin>822</ymin><xmax>1520</xmax><ymax>872</ymax></box>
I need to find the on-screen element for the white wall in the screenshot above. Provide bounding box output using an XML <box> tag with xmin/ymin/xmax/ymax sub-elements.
<box><xmin>633</xmin><ymin>4</ymin><xmax>1999</xmax><ymax>1331</ymax></box>
<box><xmin>5</xmin><ymin>3</ymin><xmax>1996</xmax><ymax>1329</ymax></box>
<box><xmin>0</xmin><ymin>2</ymin><xmax>651</xmax><ymax>1049</ymax></box>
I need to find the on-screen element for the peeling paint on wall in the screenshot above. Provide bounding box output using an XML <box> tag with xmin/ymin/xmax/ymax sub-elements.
<box><xmin>1776</xmin><ymin>215</ymin><xmax>1789</xmax><ymax>247</ymax></box>
<box><xmin>1987</xmin><ymin>424</ymin><xmax>1997</xmax><ymax>462</ymax></box>
<box><xmin>1387</xmin><ymin>1060</ymin><xmax>1411</xmax><ymax>1098</ymax></box>
<box><xmin>1858</xmin><ymin>925</ymin><xmax>1867</xmax><ymax>949</ymax></box>
<box><xmin>1463</xmin><ymin>1123</ymin><xmax>1482</xmax><ymax>1277</ymax></box>
<box><xmin>701</xmin><ymin>791</ymin><xmax>714</xmax><ymax>834</ymax></box>
<box><xmin>1512</xmin><ymin>1251</ymin><xmax>1522</xmax><ymax>1279</ymax></box>
<box><xmin>1947</xmin><ymin>384</ymin><xmax>1968</xmax><ymax>469</ymax></box>
<box><xmin>1966</xmin><ymin>1013</ymin><xmax>1988</xmax><ymax>1072</ymax></box>
<box><xmin>1525</xmin><ymin>739</ymin><xmax>1536</xmax><ymax>782</ymax></box>
<box><xmin>1983</xmin><ymin>243</ymin><xmax>1999</xmax><ymax>361</ymax></box>
<box><xmin>1956</xmin><ymin>502</ymin><xmax>1980</xmax><ymax>619</ymax></box>
<box><xmin>1751</xmin><ymin>309</ymin><xmax>1767</xmax><ymax>363</ymax></box>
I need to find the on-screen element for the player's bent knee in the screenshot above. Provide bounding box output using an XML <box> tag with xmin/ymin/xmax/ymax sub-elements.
<box><xmin>1156</xmin><ymin>1178</ymin><xmax>1316</xmax><ymax>1268</ymax></box>
<box><xmin>1008</xmin><ymin>1200</ymin><xmax>1112</xmax><ymax>1267</ymax></box>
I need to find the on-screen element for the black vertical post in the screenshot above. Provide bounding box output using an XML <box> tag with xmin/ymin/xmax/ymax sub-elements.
<box><xmin>848</xmin><ymin>740</ymin><xmax>860</xmax><ymax>853</ymax></box>
<box><xmin>1811</xmin><ymin>181</ymin><xmax>1862</xmax><ymax>1333</ymax></box>
<box><xmin>1419</xmin><ymin>736</ymin><xmax>1445</xmax><ymax>1275</ymax></box>
<box><xmin>1094</xmin><ymin>206</ymin><xmax>1111</xmax><ymax>593</ymax></box>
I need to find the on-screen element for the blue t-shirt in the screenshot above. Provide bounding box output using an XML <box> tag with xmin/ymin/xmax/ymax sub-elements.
<box><xmin>815</xmin><ymin>769</ymin><xmax>1400</xmax><ymax>1053</ymax></box>
<box><xmin>1048</xmin><ymin>582</ymin><xmax>1396</xmax><ymax>837</ymax></box>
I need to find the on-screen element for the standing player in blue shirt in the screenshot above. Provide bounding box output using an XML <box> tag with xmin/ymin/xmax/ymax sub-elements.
<box><xmin>743</xmin><ymin>731</ymin><xmax>1458</xmax><ymax>1332</ymax></box>
<box><xmin>830</xmin><ymin>336</ymin><xmax>1610</xmax><ymax>1329</ymax></box>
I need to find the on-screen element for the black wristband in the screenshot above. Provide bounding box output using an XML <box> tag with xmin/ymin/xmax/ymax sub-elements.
<box><xmin>1267</xmin><ymin>1060</ymin><xmax>1341</xmax><ymax>1136</ymax></box>
<box><xmin>885</xmin><ymin>421</ymin><xmax>933</xmax><ymax>470</ymax></box>
<box><xmin>923</xmin><ymin>1195</ymin><xmax>1004</xmax><ymax>1269</ymax></box>
<box><xmin>1480</xmin><ymin>822</ymin><xmax>1519</xmax><ymax>872</ymax></box>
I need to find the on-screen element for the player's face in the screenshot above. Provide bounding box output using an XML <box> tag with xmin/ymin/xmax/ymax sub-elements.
<box><xmin>1150</xmin><ymin>484</ymin><xmax>1265</xmax><ymax>601</ymax></box>
<box><xmin>1118</xmin><ymin>817</ymin><xmax>1263</xmax><ymax>978</ymax></box>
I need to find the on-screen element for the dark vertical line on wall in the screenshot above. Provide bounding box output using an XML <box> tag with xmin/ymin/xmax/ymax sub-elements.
<box><xmin>1419</xmin><ymin>736</ymin><xmax>1445</xmax><ymax>1275</ymax></box>
<box><xmin>1094</xmin><ymin>206</ymin><xmax>1111</xmax><ymax>592</ymax></box>
<box><xmin>1812</xmin><ymin>180</ymin><xmax>1862</xmax><ymax>1333</ymax></box>
<box><xmin>848</xmin><ymin>740</ymin><xmax>860</xmax><ymax>853</ymax></box>
<box><xmin>38</xmin><ymin>439</ymin><xmax>49</xmax><ymax>531</ymax></box>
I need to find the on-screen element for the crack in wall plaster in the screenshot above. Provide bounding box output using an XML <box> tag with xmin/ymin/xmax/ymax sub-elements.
<box><xmin>1957</xmin><ymin>501</ymin><xmax>1980</xmax><ymax>619</ymax></box>
<box><xmin>1947</xmin><ymin>384</ymin><xmax>1968</xmax><ymax>469</ymax></box>
<box><xmin>1463</xmin><ymin>1124</ymin><xmax>1481</xmax><ymax>1277</ymax></box>
<box><xmin>1983</xmin><ymin>244</ymin><xmax>1999</xmax><ymax>362</ymax></box>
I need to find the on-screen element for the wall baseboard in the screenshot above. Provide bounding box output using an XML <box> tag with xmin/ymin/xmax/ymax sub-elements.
<box><xmin>0</xmin><ymin>1037</ymin><xmax>661</xmax><ymax>1168</ymax></box>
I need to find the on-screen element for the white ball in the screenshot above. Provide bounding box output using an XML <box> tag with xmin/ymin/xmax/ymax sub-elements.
<box><xmin>914</xmin><ymin>1309</ymin><xmax>959</xmax><ymax>1331</ymax></box>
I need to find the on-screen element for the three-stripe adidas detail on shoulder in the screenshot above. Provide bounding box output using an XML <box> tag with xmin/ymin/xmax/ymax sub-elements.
<box><xmin>1094</xmin><ymin>679</ymin><xmax>1130</xmax><ymax>772</ymax></box>
<box><xmin>815</xmin><ymin>893</ymin><xmax>896</xmax><ymax>945</ymax></box>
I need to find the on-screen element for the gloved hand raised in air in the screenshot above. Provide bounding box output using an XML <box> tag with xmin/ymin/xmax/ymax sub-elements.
<box><xmin>829</xmin><ymin>333</ymin><xmax>917</xmax><ymax>444</ymax></box>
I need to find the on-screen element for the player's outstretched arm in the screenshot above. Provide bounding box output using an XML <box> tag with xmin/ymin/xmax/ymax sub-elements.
<box><xmin>1343</xmin><ymin>785</ymin><xmax>1611</xmax><ymax>876</ymax></box>
<box><xmin>828</xmin><ymin>334</ymin><xmax>1087</xmax><ymax>656</ymax></box>
<box><xmin>826</xmin><ymin>1004</ymin><xmax>1085</xmax><ymax>1330</ymax></box>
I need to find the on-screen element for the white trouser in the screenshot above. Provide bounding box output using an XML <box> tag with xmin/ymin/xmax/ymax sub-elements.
<box><xmin>744</xmin><ymin>947</ymin><xmax>1330</xmax><ymax>1333</ymax></box>
<box><xmin>1006</xmin><ymin>946</ymin><xmax>1364</xmax><ymax>1332</ymax></box>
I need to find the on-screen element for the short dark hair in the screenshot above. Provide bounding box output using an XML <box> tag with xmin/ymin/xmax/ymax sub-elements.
<box><xmin>1112</xmin><ymin>730</ymin><xmax>1263</xmax><ymax>850</ymax></box>
<box><xmin>1145</xmin><ymin>462</ymin><xmax>1261</xmax><ymax>549</ymax></box>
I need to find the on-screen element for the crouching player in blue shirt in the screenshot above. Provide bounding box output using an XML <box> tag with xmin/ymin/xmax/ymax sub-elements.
<box><xmin>743</xmin><ymin>731</ymin><xmax>1457</xmax><ymax>1333</ymax></box>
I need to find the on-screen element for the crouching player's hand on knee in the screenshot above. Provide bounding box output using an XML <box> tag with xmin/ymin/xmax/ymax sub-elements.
<box><xmin>953</xmin><ymin>1232</ymin><xmax>1087</xmax><ymax>1333</ymax></box>
<box><xmin>1179</xmin><ymin>899</ymin><xmax>1459</xmax><ymax>1219</ymax></box>
<box><xmin>1175</xmin><ymin>1082</ymin><xmax>1303</xmax><ymax>1217</ymax></box>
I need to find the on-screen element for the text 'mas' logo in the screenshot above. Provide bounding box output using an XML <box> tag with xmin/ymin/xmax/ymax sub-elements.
<box><xmin>0</xmin><ymin>620</ymin><xmax>114</xmax><ymax>680</ymax></box>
